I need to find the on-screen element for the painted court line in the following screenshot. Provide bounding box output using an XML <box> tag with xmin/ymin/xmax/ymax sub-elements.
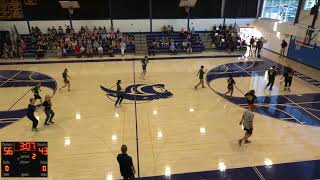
<box><xmin>0</xmin><ymin>70</ymin><xmax>22</xmax><ymax>87</ymax></box>
<box><xmin>283</xmin><ymin>96</ymin><xmax>320</xmax><ymax>121</ymax></box>
<box><xmin>252</xmin><ymin>166</ymin><xmax>266</xmax><ymax>180</ymax></box>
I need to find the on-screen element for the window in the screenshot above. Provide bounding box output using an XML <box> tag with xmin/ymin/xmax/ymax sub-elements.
<box><xmin>261</xmin><ymin>0</ymin><xmax>299</xmax><ymax>22</ymax></box>
<box><xmin>304</xmin><ymin>0</ymin><xmax>318</xmax><ymax>10</ymax></box>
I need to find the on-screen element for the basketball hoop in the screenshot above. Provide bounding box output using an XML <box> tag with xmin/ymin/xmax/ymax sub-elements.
<box><xmin>293</xmin><ymin>24</ymin><xmax>320</xmax><ymax>49</ymax></box>
<box><xmin>179</xmin><ymin>0</ymin><xmax>197</xmax><ymax>13</ymax></box>
<box><xmin>59</xmin><ymin>1</ymin><xmax>80</xmax><ymax>10</ymax></box>
<box><xmin>59</xmin><ymin>1</ymin><xmax>80</xmax><ymax>28</ymax></box>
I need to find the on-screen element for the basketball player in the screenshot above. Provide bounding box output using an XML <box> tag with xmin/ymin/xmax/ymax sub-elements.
<box><xmin>249</xmin><ymin>36</ymin><xmax>255</xmax><ymax>57</ymax></box>
<box><xmin>281</xmin><ymin>67</ymin><xmax>294</xmax><ymax>91</ymax></box>
<box><xmin>140</xmin><ymin>55</ymin><xmax>149</xmax><ymax>80</ymax></box>
<box><xmin>115</xmin><ymin>80</ymin><xmax>124</xmax><ymax>108</ymax></box>
<box><xmin>59</xmin><ymin>68</ymin><xmax>71</xmax><ymax>91</ymax></box>
<box><xmin>194</xmin><ymin>65</ymin><xmax>207</xmax><ymax>90</ymax></box>
<box><xmin>117</xmin><ymin>145</ymin><xmax>135</xmax><ymax>179</ymax></box>
<box><xmin>238</xmin><ymin>105</ymin><xmax>254</xmax><ymax>146</ymax></box>
<box><xmin>245</xmin><ymin>90</ymin><xmax>256</xmax><ymax>110</ymax></box>
<box><xmin>27</xmin><ymin>98</ymin><xmax>40</xmax><ymax>131</ymax></box>
<box><xmin>42</xmin><ymin>95</ymin><xmax>55</xmax><ymax>125</ymax></box>
<box><xmin>265</xmin><ymin>66</ymin><xmax>277</xmax><ymax>91</ymax></box>
<box><xmin>280</xmin><ymin>40</ymin><xmax>288</xmax><ymax>58</ymax></box>
<box><xmin>224</xmin><ymin>75</ymin><xmax>236</xmax><ymax>96</ymax></box>
<box><xmin>31</xmin><ymin>83</ymin><xmax>42</xmax><ymax>103</ymax></box>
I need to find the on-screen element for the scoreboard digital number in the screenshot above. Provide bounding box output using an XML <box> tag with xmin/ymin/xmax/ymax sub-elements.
<box><xmin>1</xmin><ymin>142</ymin><xmax>48</xmax><ymax>177</ymax></box>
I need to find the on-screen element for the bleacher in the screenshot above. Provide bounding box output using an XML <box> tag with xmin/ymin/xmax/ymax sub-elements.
<box><xmin>19</xmin><ymin>33</ymin><xmax>136</xmax><ymax>58</ymax></box>
<box><xmin>146</xmin><ymin>32</ymin><xmax>205</xmax><ymax>54</ymax></box>
<box><xmin>20</xmin><ymin>34</ymin><xmax>38</xmax><ymax>57</ymax></box>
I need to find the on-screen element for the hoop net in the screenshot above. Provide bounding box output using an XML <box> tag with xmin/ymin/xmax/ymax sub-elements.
<box><xmin>185</xmin><ymin>7</ymin><xmax>190</xmax><ymax>13</ymax></box>
<box><xmin>68</xmin><ymin>8</ymin><xmax>74</xmax><ymax>15</ymax></box>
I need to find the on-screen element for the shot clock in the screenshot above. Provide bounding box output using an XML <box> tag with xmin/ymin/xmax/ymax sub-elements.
<box><xmin>1</xmin><ymin>142</ymin><xmax>48</xmax><ymax>177</ymax></box>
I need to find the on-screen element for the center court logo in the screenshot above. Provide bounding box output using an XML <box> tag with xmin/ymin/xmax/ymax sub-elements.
<box><xmin>100</xmin><ymin>83</ymin><xmax>173</xmax><ymax>103</ymax></box>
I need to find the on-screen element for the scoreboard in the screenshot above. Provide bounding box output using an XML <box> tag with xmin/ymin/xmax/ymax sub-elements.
<box><xmin>1</xmin><ymin>142</ymin><xmax>48</xmax><ymax>177</ymax></box>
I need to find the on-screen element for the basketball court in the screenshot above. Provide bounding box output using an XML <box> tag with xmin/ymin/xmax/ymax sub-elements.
<box><xmin>1</xmin><ymin>0</ymin><xmax>320</xmax><ymax>179</ymax></box>
<box><xmin>0</xmin><ymin>49</ymin><xmax>319</xmax><ymax>179</ymax></box>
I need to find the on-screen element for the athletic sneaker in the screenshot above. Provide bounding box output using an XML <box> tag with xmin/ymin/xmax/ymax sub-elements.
<box><xmin>244</xmin><ymin>140</ymin><xmax>251</xmax><ymax>144</ymax></box>
<box><xmin>238</xmin><ymin>139</ymin><xmax>242</xmax><ymax>146</ymax></box>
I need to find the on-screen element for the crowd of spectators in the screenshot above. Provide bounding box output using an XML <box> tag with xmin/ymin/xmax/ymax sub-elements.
<box><xmin>209</xmin><ymin>24</ymin><xmax>246</xmax><ymax>52</ymax></box>
<box><xmin>148</xmin><ymin>26</ymin><xmax>202</xmax><ymax>55</ymax></box>
<box><xmin>1</xmin><ymin>33</ymin><xmax>26</xmax><ymax>59</ymax></box>
<box><xmin>161</xmin><ymin>25</ymin><xmax>174</xmax><ymax>35</ymax></box>
<box><xmin>30</xmin><ymin>25</ymin><xmax>135</xmax><ymax>58</ymax></box>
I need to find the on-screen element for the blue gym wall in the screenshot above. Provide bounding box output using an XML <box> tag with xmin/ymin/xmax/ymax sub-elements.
<box><xmin>287</xmin><ymin>38</ymin><xmax>320</xmax><ymax>70</ymax></box>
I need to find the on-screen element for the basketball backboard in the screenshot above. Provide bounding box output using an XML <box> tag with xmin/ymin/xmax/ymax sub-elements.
<box><xmin>179</xmin><ymin>0</ymin><xmax>197</xmax><ymax>8</ymax></box>
<box><xmin>59</xmin><ymin>1</ymin><xmax>80</xmax><ymax>9</ymax></box>
<box><xmin>293</xmin><ymin>24</ymin><xmax>320</xmax><ymax>48</ymax></box>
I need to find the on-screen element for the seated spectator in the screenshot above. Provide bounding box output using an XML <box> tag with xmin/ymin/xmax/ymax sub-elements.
<box><xmin>167</xmin><ymin>25</ymin><xmax>171</xmax><ymax>34</ymax></box>
<box><xmin>62</xmin><ymin>45</ymin><xmax>67</xmax><ymax>57</ymax></box>
<box><xmin>164</xmin><ymin>37</ymin><xmax>169</xmax><ymax>47</ymax></box>
<box><xmin>86</xmin><ymin>44</ymin><xmax>93</xmax><ymax>57</ymax></box>
<box><xmin>80</xmin><ymin>26</ymin><xmax>85</xmax><ymax>33</ymax></box>
<box><xmin>195</xmin><ymin>36</ymin><xmax>201</xmax><ymax>46</ymax></box>
<box><xmin>108</xmin><ymin>46</ymin><xmax>114</xmax><ymax>57</ymax></box>
<box><xmin>180</xmin><ymin>28</ymin><xmax>185</xmax><ymax>36</ymax></box>
<box><xmin>170</xmin><ymin>43</ymin><xmax>177</xmax><ymax>55</ymax></box>
<box><xmin>162</xmin><ymin>25</ymin><xmax>167</xmax><ymax>33</ymax></box>
<box><xmin>47</xmin><ymin>27</ymin><xmax>51</xmax><ymax>35</ymax></box>
<box><xmin>17</xmin><ymin>39</ymin><xmax>25</xmax><ymax>59</ymax></box>
<box><xmin>36</xmin><ymin>44</ymin><xmax>44</xmax><ymax>59</ymax></box>
<box><xmin>182</xmin><ymin>39</ymin><xmax>188</xmax><ymax>51</ymax></box>
<box><xmin>186</xmin><ymin>41</ymin><xmax>192</xmax><ymax>54</ymax></box>
<box><xmin>66</xmin><ymin>26</ymin><xmax>71</xmax><ymax>34</ymax></box>
<box><xmin>57</xmin><ymin>46</ymin><xmax>62</xmax><ymax>59</ymax></box>
<box><xmin>120</xmin><ymin>41</ymin><xmax>126</xmax><ymax>56</ymax></box>
<box><xmin>58</xmin><ymin>26</ymin><xmax>63</xmax><ymax>35</ymax></box>
<box><xmin>93</xmin><ymin>40</ymin><xmax>99</xmax><ymax>54</ymax></box>
<box><xmin>52</xmin><ymin>26</ymin><xmax>57</xmax><ymax>35</ymax></box>
<box><xmin>74</xmin><ymin>44</ymin><xmax>81</xmax><ymax>58</ymax></box>
<box><xmin>152</xmin><ymin>39</ymin><xmax>157</xmax><ymax>48</ymax></box>
<box><xmin>148</xmin><ymin>44</ymin><xmax>155</xmax><ymax>56</ymax></box>
<box><xmin>80</xmin><ymin>45</ymin><xmax>86</xmax><ymax>58</ymax></box>
<box><xmin>3</xmin><ymin>43</ymin><xmax>10</xmax><ymax>59</ymax></box>
<box><xmin>98</xmin><ymin>44</ymin><xmax>103</xmax><ymax>57</ymax></box>
<box><xmin>191</xmin><ymin>27</ymin><xmax>195</xmax><ymax>35</ymax></box>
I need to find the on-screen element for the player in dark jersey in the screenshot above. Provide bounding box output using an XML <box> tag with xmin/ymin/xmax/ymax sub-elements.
<box><xmin>265</xmin><ymin>66</ymin><xmax>277</xmax><ymax>91</ymax></box>
<box><xmin>115</xmin><ymin>80</ymin><xmax>125</xmax><ymax>108</ymax></box>
<box><xmin>245</xmin><ymin>90</ymin><xmax>256</xmax><ymax>109</ymax></box>
<box><xmin>194</xmin><ymin>65</ymin><xmax>207</xmax><ymax>90</ymax></box>
<box><xmin>26</xmin><ymin>98</ymin><xmax>40</xmax><ymax>131</ymax></box>
<box><xmin>59</xmin><ymin>68</ymin><xmax>71</xmax><ymax>91</ymax></box>
<box><xmin>42</xmin><ymin>95</ymin><xmax>55</xmax><ymax>125</ymax></box>
<box><xmin>31</xmin><ymin>83</ymin><xmax>42</xmax><ymax>103</ymax></box>
<box><xmin>117</xmin><ymin>145</ymin><xmax>135</xmax><ymax>179</ymax></box>
<box><xmin>224</xmin><ymin>75</ymin><xmax>236</xmax><ymax>96</ymax></box>
<box><xmin>249</xmin><ymin>36</ymin><xmax>255</xmax><ymax>56</ymax></box>
<box><xmin>140</xmin><ymin>55</ymin><xmax>149</xmax><ymax>80</ymax></box>
<box><xmin>281</xmin><ymin>67</ymin><xmax>294</xmax><ymax>91</ymax></box>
